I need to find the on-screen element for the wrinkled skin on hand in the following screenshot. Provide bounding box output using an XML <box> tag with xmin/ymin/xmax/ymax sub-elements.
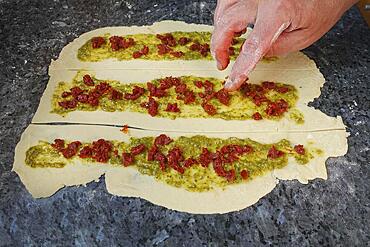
<box><xmin>211</xmin><ymin>0</ymin><xmax>358</xmax><ymax>91</ymax></box>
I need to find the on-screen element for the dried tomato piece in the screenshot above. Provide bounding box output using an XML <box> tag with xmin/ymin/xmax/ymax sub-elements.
<box><xmin>203</xmin><ymin>80</ymin><xmax>214</xmax><ymax>94</ymax></box>
<box><xmin>141</xmin><ymin>45</ymin><xmax>149</xmax><ymax>55</ymax></box>
<box><xmin>240</xmin><ymin>170</ymin><xmax>249</xmax><ymax>180</ymax></box>
<box><xmin>165</xmin><ymin>103</ymin><xmax>180</xmax><ymax>113</ymax></box>
<box><xmin>240</xmin><ymin>83</ymin><xmax>253</xmax><ymax>96</ymax></box>
<box><xmin>109</xmin><ymin>36</ymin><xmax>134</xmax><ymax>51</ymax></box>
<box><xmin>182</xmin><ymin>90</ymin><xmax>195</xmax><ymax>104</ymax></box>
<box><xmin>252</xmin><ymin>93</ymin><xmax>269</xmax><ymax>106</ymax></box>
<box><xmin>202</xmin><ymin>102</ymin><xmax>217</xmax><ymax>115</ymax></box>
<box><xmin>157</xmin><ymin>44</ymin><xmax>172</xmax><ymax>55</ymax></box>
<box><xmin>131</xmin><ymin>144</ymin><xmax>146</xmax><ymax>156</ymax></box>
<box><xmin>190</xmin><ymin>41</ymin><xmax>201</xmax><ymax>51</ymax></box>
<box><xmin>199</xmin><ymin>43</ymin><xmax>210</xmax><ymax>56</ymax></box>
<box><xmin>120</xmin><ymin>125</ymin><xmax>129</xmax><ymax>134</ymax></box>
<box><xmin>62</xmin><ymin>92</ymin><xmax>72</xmax><ymax>98</ymax></box>
<box><xmin>252</xmin><ymin>112</ymin><xmax>262</xmax><ymax>120</ymax></box>
<box><xmin>124</xmin><ymin>86</ymin><xmax>145</xmax><ymax>100</ymax></box>
<box><xmin>194</xmin><ymin>81</ymin><xmax>203</xmax><ymax>88</ymax></box>
<box><xmin>170</xmin><ymin>51</ymin><xmax>184</xmax><ymax>58</ymax></box>
<box><xmin>262</xmin><ymin>81</ymin><xmax>276</xmax><ymax>90</ymax></box>
<box><xmin>242</xmin><ymin>145</ymin><xmax>253</xmax><ymax>154</ymax></box>
<box><xmin>125</xmin><ymin>37</ymin><xmax>136</xmax><ymax>48</ymax></box>
<box><xmin>158</xmin><ymin>78</ymin><xmax>173</xmax><ymax>90</ymax></box>
<box><xmin>91</xmin><ymin>139</ymin><xmax>113</xmax><ymax>163</ymax></box>
<box><xmin>109</xmin><ymin>36</ymin><xmax>124</xmax><ymax>51</ymax></box>
<box><xmin>154</xmin><ymin>134</ymin><xmax>173</xmax><ymax>146</ymax></box>
<box><xmin>58</xmin><ymin>99</ymin><xmax>78</xmax><ymax>109</ymax></box>
<box><xmin>142</xmin><ymin>97</ymin><xmax>159</xmax><ymax>117</ymax></box>
<box><xmin>122</xmin><ymin>152</ymin><xmax>134</xmax><ymax>167</ymax></box>
<box><xmin>267</xmin><ymin>146</ymin><xmax>285</xmax><ymax>159</ymax></box>
<box><xmin>156</xmin><ymin>33</ymin><xmax>177</xmax><ymax>47</ymax></box>
<box><xmin>212</xmin><ymin>155</ymin><xmax>227</xmax><ymax>177</ymax></box>
<box><xmin>184</xmin><ymin>158</ymin><xmax>197</xmax><ymax>168</ymax></box>
<box><xmin>178</xmin><ymin>37</ymin><xmax>190</xmax><ymax>45</ymax></box>
<box><xmin>175</xmin><ymin>84</ymin><xmax>187</xmax><ymax>94</ymax></box>
<box><xmin>276</xmin><ymin>86</ymin><xmax>290</xmax><ymax>93</ymax></box>
<box><xmin>79</xmin><ymin>146</ymin><xmax>93</xmax><ymax>158</ymax></box>
<box><xmin>83</xmin><ymin>74</ymin><xmax>94</xmax><ymax>86</ymax></box>
<box><xmin>70</xmin><ymin>87</ymin><xmax>84</xmax><ymax>98</ymax></box>
<box><xmin>294</xmin><ymin>144</ymin><xmax>305</xmax><ymax>155</ymax></box>
<box><xmin>87</xmin><ymin>94</ymin><xmax>99</xmax><ymax>107</ymax></box>
<box><xmin>61</xmin><ymin>141</ymin><xmax>82</xmax><ymax>159</ymax></box>
<box><xmin>216</xmin><ymin>89</ymin><xmax>230</xmax><ymax>105</ymax></box>
<box><xmin>94</xmin><ymin>82</ymin><xmax>111</xmax><ymax>95</ymax></box>
<box><xmin>76</xmin><ymin>93</ymin><xmax>89</xmax><ymax>103</ymax></box>
<box><xmin>154</xmin><ymin>152</ymin><xmax>167</xmax><ymax>171</ymax></box>
<box><xmin>51</xmin><ymin>139</ymin><xmax>65</xmax><ymax>151</ymax></box>
<box><xmin>265</xmin><ymin>99</ymin><xmax>289</xmax><ymax>116</ymax></box>
<box><xmin>109</xmin><ymin>89</ymin><xmax>123</xmax><ymax>100</ymax></box>
<box><xmin>147</xmin><ymin>145</ymin><xmax>158</xmax><ymax>161</ymax></box>
<box><xmin>198</xmin><ymin>148</ymin><xmax>212</xmax><ymax>168</ymax></box>
<box><xmin>91</xmin><ymin>37</ymin><xmax>105</xmax><ymax>49</ymax></box>
<box><xmin>147</xmin><ymin>82</ymin><xmax>166</xmax><ymax>98</ymax></box>
<box><xmin>132</xmin><ymin>51</ymin><xmax>143</xmax><ymax>59</ymax></box>
<box><xmin>167</xmin><ymin>147</ymin><xmax>185</xmax><ymax>174</ymax></box>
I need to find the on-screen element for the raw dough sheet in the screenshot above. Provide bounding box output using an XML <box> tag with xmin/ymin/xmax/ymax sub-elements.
<box><xmin>13</xmin><ymin>124</ymin><xmax>348</xmax><ymax>214</ymax></box>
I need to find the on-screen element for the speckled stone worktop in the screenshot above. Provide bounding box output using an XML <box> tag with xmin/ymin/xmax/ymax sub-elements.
<box><xmin>0</xmin><ymin>0</ymin><xmax>369</xmax><ymax>246</ymax></box>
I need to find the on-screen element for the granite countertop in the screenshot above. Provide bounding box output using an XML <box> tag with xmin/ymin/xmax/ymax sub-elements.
<box><xmin>0</xmin><ymin>0</ymin><xmax>369</xmax><ymax>245</ymax></box>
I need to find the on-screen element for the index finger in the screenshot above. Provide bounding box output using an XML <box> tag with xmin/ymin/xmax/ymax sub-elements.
<box><xmin>224</xmin><ymin>2</ymin><xmax>291</xmax><ymax>91</ymax></box>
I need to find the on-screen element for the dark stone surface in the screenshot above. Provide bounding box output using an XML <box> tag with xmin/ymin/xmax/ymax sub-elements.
<box><xmin>0</xmin><ymin>0</ymin><xmax>369</xmax><ymax>246</ymax></box>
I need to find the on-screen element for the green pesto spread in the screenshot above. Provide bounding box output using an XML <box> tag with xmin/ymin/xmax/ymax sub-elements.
<box><xmin>77</xmin><ymin>31</ymin><xmax>277</xmax><ymax>62</ymax></box>
<box><xmin>25</xmin><ymin>135</ymin><xmax>320</xmax><ymax>192</ymax></box>
<box><xmin>52</xmin><ymin>71</ymin><xmax>304</xmax><ymax>123</ymax></box>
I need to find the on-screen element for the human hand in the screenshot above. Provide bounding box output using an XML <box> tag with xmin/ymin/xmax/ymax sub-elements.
<box><xmin>211</xmin><ymin>0</ymin><xmax>358</xmax><ymax>91</ymax></box>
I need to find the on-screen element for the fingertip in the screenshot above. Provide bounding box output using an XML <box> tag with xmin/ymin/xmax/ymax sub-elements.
<box><xmin>223</xmin><ymin>76</ymin><xmax>245</xmax><ymax>91</ymax></box>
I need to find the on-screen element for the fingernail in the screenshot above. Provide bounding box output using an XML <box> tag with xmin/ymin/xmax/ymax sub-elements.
<box><xmin>210</xmin><ymin>50</ymin><xmax>216</xmax><ymax>59</ymax></box>
<box><xmin>224</xmin><ymin>78</ymin><xmax>233</xmax><ymax>90</ymax></box>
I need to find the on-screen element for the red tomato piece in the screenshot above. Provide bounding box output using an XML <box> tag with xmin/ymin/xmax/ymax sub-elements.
<box><xmin>240</xmin><ymin>170</ymin><xmax>249</xmax><ymax>180</ymax></box>
<box><xmin>79</xmin><ymin>146</ymin><xmax>93</xmax><ymax>158</ymax></box>
<box><xmin>165</xmin><ymin>103</ymin><xmax>180</xmax><ymax>113</ymax></box>
<box><xmin>131</xmin><ymin>144</ymin><xmax>146</xmax><ymax>156</ymax></box>
<box><xmin>51</xmin><ymin>139</ymin><xmax>65</xmax><ymax>151</ymax></box>
<box><xmin>154</xmin><ymin>134</ymin><xmax>173</xmax><ymax>146</ymax></box>
<box><xmin>91</xmin><ymin>37</ymin><xmax>105</xmax><ymax>49</ymax></box>
<box><xmin>252</xmin><ymin>112</ymin><xmax>263</xmax><ymax>120</ymax></box>
<box><xmin>202</xmin><ymin>102</ymin><xmax>217</xmax><ymax>115</ymax></box>
<box><xmin>122</xmin><ymin>152</ymin><xmax>134</xmax><ymax>167</ymax></box>
<box><xmin>294</xmin><ymin>144</ymin><xmax>306</xmax><ymax>155</ymax></box>
<box><xmin>83</xmin><ymin>74</ymin><xmax>94</xmax><ymax>86</ymax></box>
<box><xmin>267</xmin><ymin>146</ymin><xmax>285</xmax><ymax>159</ymax></box>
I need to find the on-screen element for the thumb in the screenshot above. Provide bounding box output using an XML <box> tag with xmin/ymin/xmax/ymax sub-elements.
<box><xmin>224</xmin><ymin>3</ymin><xmax>291</xmax><ymax>91</ymax></box>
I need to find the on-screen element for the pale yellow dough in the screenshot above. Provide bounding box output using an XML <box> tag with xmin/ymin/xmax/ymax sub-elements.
<box><xmin>13</xmin><ymin>125</ymin><xmax>348</xmax><ymax>214</ymax></box>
